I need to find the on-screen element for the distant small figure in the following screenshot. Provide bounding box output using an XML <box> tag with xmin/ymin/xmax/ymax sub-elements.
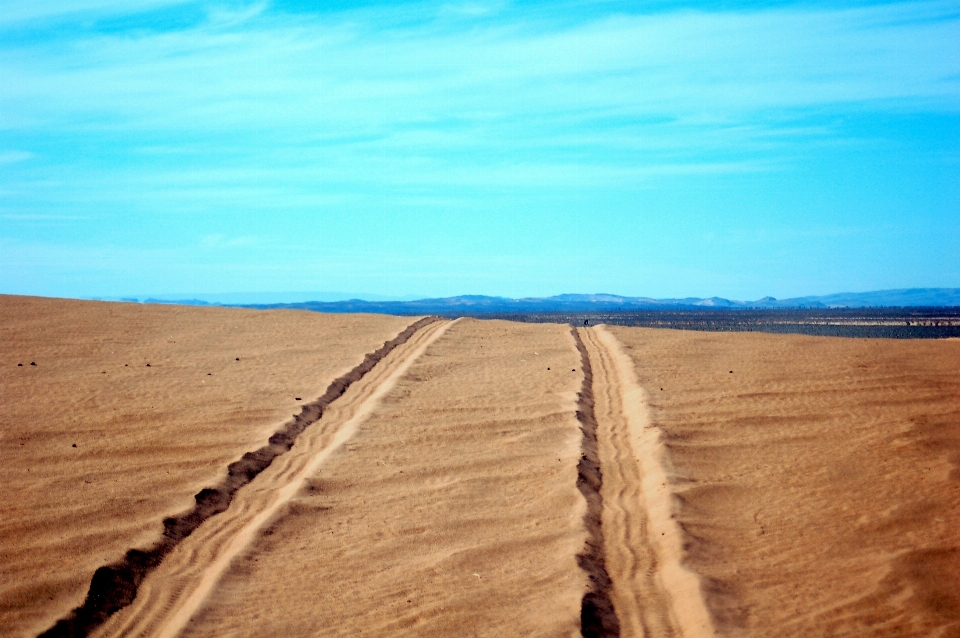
<box><xmin>584</xmin><ymin>319</ymin><xmax>589</xmax><ymax>326</ymax></box>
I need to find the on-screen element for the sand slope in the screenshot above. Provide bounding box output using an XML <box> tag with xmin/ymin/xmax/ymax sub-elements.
<box><xmin>0</xmin><ymin>296</ymin><xmax>413</xmax><ymax>637</ymax></box>
<box><xmin>165</xmin><ymin>318</ymin><xmax>587</xmax><ymax>637</ymax></box>
<box><xmin>610</xmin><ymin>326</ymin><xmax>960</xmax><ymax>637</ymax></box>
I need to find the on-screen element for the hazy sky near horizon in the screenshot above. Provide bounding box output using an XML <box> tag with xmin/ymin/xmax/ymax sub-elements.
<box><xmin>1</xmin><ymin>0</ymin><xmax>958</xmax><ymax>301</ymax></box>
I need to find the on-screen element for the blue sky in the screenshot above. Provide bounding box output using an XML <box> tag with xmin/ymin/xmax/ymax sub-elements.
<box><xmin>1</xmin><ymin>0</ymin><xmax>958</xmax><ymax>301</ymax></box>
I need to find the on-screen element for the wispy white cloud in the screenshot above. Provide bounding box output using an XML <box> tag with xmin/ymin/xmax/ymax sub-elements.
<box><xmin>1</xmin><ymin>213</ymin><xmax>90</xmax><ymax>220</ymax></box>
<box><xmin>4</xmin><ymin>1</ymin><xmax>957</xmax><ymax>136</ymax></box>
<box><xmin>200</xmin><ymin>233</ymin><xmax>259</xmax><ymax>248</ymax></box>
<box><xmin>0</xmin><ymin>150</ymin><xmax>36</xmax><ymax>164</ymax></box>
<box><xmin>0</xmin><ymin>0</ymin><xmax>197</xmax><ymax>26</ymax></box>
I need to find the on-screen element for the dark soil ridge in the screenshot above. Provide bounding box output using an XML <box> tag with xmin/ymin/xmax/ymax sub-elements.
<box><xmin>572</xmin><ymin>328</ymin><xmax>621</xmax><ymax>637</ymax></box>
<box><xmin>39</xmin><ymin>316</ymin><xmax>440</xmax><ymax>638</ymax></box>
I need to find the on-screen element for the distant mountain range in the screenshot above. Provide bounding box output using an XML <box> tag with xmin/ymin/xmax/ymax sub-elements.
<box><xmin>202</xmin><ymin>288</ymin><xmax>960</xmax><ymax>315</ymax></box>
<box><xmin>131</xmin><ymin>291</ymin><xmax>419</xmax><ymax>304</ymax></box>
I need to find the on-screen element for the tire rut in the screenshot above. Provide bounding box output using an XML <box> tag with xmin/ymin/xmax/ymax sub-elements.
<box><xmin>38</xmin><ymin>316</ymin><xmax>440</xmax><ymax>638</ymax></box>
<box><xmin>94</xmin><ymin>317</ymin><xmax>454</xmax><ymax>638</ymax></box>
<box><xmin>572</xmin><ymin>327</ymin><xmax>622</xmax><ymax>638</ymax></box>
<box><xmin>579</xmin><ymin>326</ymin><xmax>715</xmax><ymax>638</ymax></box>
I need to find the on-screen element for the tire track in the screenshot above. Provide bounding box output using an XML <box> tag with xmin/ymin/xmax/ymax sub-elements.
<box><xmin>571</xmin><ymin>328</ymin><xmax>621</xmax><ymax>638</ymax></box>
<box><xmin>39</xmin><ymin>316</ymin><xmax>441</xmax><ymax>638</ymax></box>
<box><xmin>579</xmin><ymin>326</ymin><xmax>714</xmax><ymax>638</ymax></box>
<box><xmin>93</xmin><ymin>317</ymin><xmax>454</xmax><ymax>638</ymax></box>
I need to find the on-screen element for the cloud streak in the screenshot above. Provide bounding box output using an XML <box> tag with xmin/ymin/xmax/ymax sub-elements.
<box><xmin>5</xmin><ymin>2</ymin><xmax>957</xmax><ymax>130</ymax></box>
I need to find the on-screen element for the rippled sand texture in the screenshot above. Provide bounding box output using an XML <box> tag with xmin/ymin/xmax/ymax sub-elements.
<box><xmin>5</xmin><ymin>294</ymin><xmax>958</xmax><ymax>638</ymax></box>
<box><xmin>172</xmin><ymin>319</ymin><xmax>587</xmax><ymax>638</ymax></box>
<box><xmin>610</xmin><ymin>326</ymin><xmax>960</xmax><ymax>637</ymax></box>
<box><xmin>0</xmin><ymin>296</ymin><xmax>414</xmax><ymax>637</ymax></box>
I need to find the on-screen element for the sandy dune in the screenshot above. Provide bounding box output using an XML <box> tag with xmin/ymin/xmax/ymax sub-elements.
<box><xmin>0</xmin><ymin>296</ymin><xmax>413</xmax><ymax>637</ymax></box>
<box><xmin>3</xmin><ymin>295</ymin><xmax>959</xmax><ymax>637</ymax></box>
<box><xmin>611</xmin><ymin>326</ymin><xmax>960</xmax><ymax>637</ymax></box>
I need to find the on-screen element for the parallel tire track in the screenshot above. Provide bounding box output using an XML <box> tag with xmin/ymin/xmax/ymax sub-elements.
<box><xmin>579</xmin><ymin>326</ymin><xmax>715</xmax><ymax>638</ymax></box>
<box><xmin>39</xmin><ymin>316</ymin><xmax>442</xmax><ymax>638</ymax></box>
<box><xmin>94</xmin><ymin>317</ymin><xmax>453</xmax><ymax>638</ymax></box>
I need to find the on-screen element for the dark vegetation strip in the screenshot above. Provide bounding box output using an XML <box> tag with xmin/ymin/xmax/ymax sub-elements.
<box><xmin>572</xmin><ymin>328</ymin><xmax>621</xmax><ymax>638</ymax></box>
<box><xmin>481</xmin><ymin>308</ymin><xmax>960</xmax><ymax>339</ymax></box>
<box><xmin>40</xmin><ymin>316</ymin><xmax>440</xmax><ymax>638</ymax></box>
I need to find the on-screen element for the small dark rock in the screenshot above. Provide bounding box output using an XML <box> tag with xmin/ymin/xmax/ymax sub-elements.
<box><xmin>146</xmin><ymin>363</ymin><xmax>151</xmax><ymax>367</ymax></box>
<box><xmin>72</xmin><ymin>444</ymin><xmax>77</xmax><ymax>448</ymax></box>
<box><xmin>236</xmin><ymin>358</ymin><xmax>240</xmax><ymax>361</ymax></box>
<box><xmin>295</xmin><ymin>397</ymin><xmax>302</xmax><ymax>401</ymax></box>
<box><xmin>547</xmin><ymin>367</ymin><xmax>550</xmax><ymax>370</ymax></box>
<box><xmin>17</xmin><ymin>363</ymin><xmax>23</xmax><ymax>367</ymax></box>
<box><xmin>207</xmin><ymin>373</ymin><xmax>212</xmax><ymax>376</ymax></box>
<box><xmin>30</xmin><ymin>362</ymin><xmax>36</xmax><ymax>366</ymax></box>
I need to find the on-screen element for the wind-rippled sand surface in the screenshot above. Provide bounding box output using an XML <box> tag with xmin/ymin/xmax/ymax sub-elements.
<box><xmin>0</xmin><ymin>296</ymin><xmax>412</xmax><ymax>637</ymax></box>
<box><xmin>611</xmin><ymin>326</ymin><xmax>960</xmax><ymax>637</ymax></box>
<box><xmin>3</xmin><ymin>295</ymin><xmax>959</xmax><ymax>638</ymax></box>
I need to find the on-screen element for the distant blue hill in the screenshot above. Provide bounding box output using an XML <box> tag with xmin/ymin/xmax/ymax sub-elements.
<box><xmin>232</xmin><ymin>287</ymin><xmax>960</xmax><ymax>315</ymax></box>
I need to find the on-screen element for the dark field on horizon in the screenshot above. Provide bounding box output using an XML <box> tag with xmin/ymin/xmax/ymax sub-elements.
<box><xmin>475</xmin><ymin>308</ymin><xmax>960</xmax><ymax>339</ymax></box>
